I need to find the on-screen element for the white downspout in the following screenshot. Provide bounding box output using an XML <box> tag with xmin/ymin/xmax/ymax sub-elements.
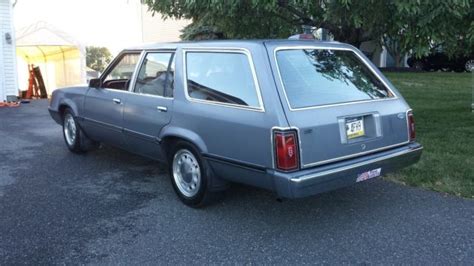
<box><xmin>0</xmin><ymin>28</ymin><xmax>5</xmax><ymax>101</ymax></box>
<box><xmin>9</xmin><ymin>0</ymin><xmax>19</xmax><ymax>99</ymax></box>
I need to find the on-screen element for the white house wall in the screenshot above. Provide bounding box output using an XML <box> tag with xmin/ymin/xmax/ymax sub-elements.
<box><xmin>0</xmin><ymin>0</ymin><xmax>18</xmax><ymax>101</ymax></box>
<box><xmin>140</xmin><ymin>4</ymin><xmax>190</xmax><ymax>43</ymax></box>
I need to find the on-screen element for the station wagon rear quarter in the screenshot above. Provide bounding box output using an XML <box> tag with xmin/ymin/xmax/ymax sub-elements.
<box><xmin>49</xmin><ymin>40</ymin><xmax>422</xmax><ymax>207</ymax></box>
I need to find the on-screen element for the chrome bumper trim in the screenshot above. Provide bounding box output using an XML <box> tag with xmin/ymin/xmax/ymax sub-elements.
<box><xmin>291</xmin><ymin>146</ymin><xmax>423</xmax><ymax>183</ymax></box>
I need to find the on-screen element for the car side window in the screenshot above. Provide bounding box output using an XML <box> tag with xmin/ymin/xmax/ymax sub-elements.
<box><xmin>185</xmin><ymin>52</ymin><xmax>261</xmax><ymax>108</ymax></box>
<box><xmin>134</xmin><ymin>52</ymin><xmax>174</xmax><ymax>97</ymax></box>
<box><xmin>102</xmin><ymin>53</ymin><xmax>140</xmax><ymax>90</ymax></box>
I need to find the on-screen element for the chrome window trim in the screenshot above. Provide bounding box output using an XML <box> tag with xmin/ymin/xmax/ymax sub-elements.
<box><xmin>129</xmin><ymin>50</ymin><xmax>176</xmax><ymax>99</ymax></box>
<box><xmin>100</xmin><ymin>50</ymin><xmax>142</xmax><ymax>84</ymax></box>
<box><xmin>97</xmin><ymin>50</ymin><xmax>142</xmax><ymax>94</ymax></box>
<box><xmin>101</xmin><ymin>87</ymin><xmax>174</xmax><ymax>101</ymax></box>
<box><xmin>182</xmin><ymin>48</ymin><xmax>265</xmax><ymax>112</ymax></box>
<box><xmin>273</xmin><ymin>46</ymin><xmax>399</xmax><ymax>111</ymax></box>
<box><xmin>128</xmin><ymin>50</ymin><xmax>146</xmax><ymax>92</ymax></box>
<box><xmin>101</xmin><ymin>88</ymin><xmax>135</xmax><ymax>94</ymax></box>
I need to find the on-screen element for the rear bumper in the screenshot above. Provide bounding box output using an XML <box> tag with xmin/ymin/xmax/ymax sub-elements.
<box><xmin>271</xmin><ymin>142</ymin><xmax>423</xmax><ymax>198</ymax></box>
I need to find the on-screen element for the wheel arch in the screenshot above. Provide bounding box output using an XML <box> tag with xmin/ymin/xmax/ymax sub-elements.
<box><xmin>57</xmin><ymin>98</ymin><xmax>79</xmax><ymax>118</ymax></box>
<box><xmin>159</xmin><ymin>126</ymin><xmax>208</xmax><ymax>156</ymax></box>
<box><xmin>161</xmin><ymin>126</ymin><xmax>229</xmax><ymax>201</ymax></box>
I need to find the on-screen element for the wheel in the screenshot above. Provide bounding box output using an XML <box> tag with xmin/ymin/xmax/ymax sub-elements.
<box><xmin>62</xmin><ymin>108</ymin><xmax>97</xmax><ymax>153</ymax></box>
<box><xmin>412</xmin><ymin>61</ymin><xmax>425</xmax><ymax>71</ymax></box>
<box><xmin>168</xmin><ymin>141</ymin><xmax>220</xmax><ymax>207</ymax></box>
<box><xmin>465</xmin><ymin>59</ymin><xmax>474</xmax><ymax>72</ymax></box>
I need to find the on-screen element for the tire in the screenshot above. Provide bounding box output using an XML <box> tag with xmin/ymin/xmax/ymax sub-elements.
<box><xmin>465</xmin><ymin>59</ymin><xmax>474</xmax><ymax>72</ymax></box>
<box><xmin>62</xmin><ymin>108</ymin><xmax>97</xmax><ymax>153</ymax></box>
<box><xmin>168</xmin><ymin>141</ymin><xmax>220</xmax><ymax>207</ymax></box>
<box><xmin>412</xmin><ymin>61</ymin><xmax>425</xmax><ymax>71</ymax></box>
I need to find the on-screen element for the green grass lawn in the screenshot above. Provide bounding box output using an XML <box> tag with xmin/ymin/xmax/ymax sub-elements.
<box><xmin>383</xmin><ymin>72</ymin><xmax>473</xmax><ymax>198</ymax></box>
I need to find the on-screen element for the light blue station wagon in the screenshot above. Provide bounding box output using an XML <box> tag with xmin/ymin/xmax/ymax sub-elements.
<box><xmin>49</xmin><ymin>40</ymin><xmax>423</xmax><ymax>207</ymax></box>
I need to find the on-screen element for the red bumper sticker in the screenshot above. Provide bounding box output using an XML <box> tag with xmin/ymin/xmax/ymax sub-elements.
<box><xmin>356</xmin><ymin>168</ymin><xmax>382</xmax><ymax>182</ymax></box>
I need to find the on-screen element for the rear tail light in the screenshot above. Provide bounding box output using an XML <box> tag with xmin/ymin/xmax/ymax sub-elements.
<box><xmin>274</xmin><ymin>131</ymin><xmax>299</xmax><ymax>171</ymax></box>
<box><xmin>407</xmin><ymin>111</ymin><xmax>416</xmax><ymax>141</ymax></box>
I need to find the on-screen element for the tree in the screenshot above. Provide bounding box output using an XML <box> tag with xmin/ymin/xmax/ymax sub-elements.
<box><xmin>86</xmin><ymin>46</ymin><xmax>112</xmax><ymax>73</ymax></box>
<box><xmin>143</xmin><ymin>0</ymin><xmax>473</xmax><ymax>60</ymax></box>
<box><xmin>381</xmin><ymin>1</ymin><xmax>473</xmax><ymax>66</ymax></box>
<box><xmin>142</xmin><ymin>0</ymin><xmax>300</xmax><ymax>39</ymax></box>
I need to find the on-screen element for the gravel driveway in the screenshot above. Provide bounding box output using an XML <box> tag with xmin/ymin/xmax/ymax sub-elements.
<box><xmin>0</xmin><ymin>100</ymin><xmax>473</xmax><ymax>264</ymax></box>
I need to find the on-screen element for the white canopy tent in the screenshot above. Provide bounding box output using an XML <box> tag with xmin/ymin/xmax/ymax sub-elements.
<box><xmin>16</xmin><ymin>21</ymin><xmax>86</xmax><ymax>95</ymax></box>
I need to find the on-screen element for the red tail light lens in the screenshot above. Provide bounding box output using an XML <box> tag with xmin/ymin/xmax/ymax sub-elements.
<box><xmin>274</xmin><ymin>131</ymin><xmax>299</xmax><ymax>171</ymax></box>
<box><xmin>407</xmin><ymin>111</ymin><xmax>416</xmax><ymax>141</ymax></box>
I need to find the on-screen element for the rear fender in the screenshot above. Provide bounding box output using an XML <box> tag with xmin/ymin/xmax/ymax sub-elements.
<box><xmin>159</xmin><ymin>125</ymin><xmax>208</xmax><ymax>153</ymax></box>
<box><xmin>159</xmin><ymin>126</ymin><xmax>229</xmax><ymax>191</ymax></box>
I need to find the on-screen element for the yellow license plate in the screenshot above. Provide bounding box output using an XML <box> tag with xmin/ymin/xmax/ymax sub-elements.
<box><xmin>346</xmin><ymin>118</ymin><xmax>365</xmax><ymax>139</ymax></box>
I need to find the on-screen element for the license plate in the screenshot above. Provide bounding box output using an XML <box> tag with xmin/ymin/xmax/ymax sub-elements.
<box><xmin>346</xmin><ymin>117</ymin><xmax>365</xmax><ymax>139</ymax></box>
<box><xmin>356</xmin><ymin>168</ymin><xmax>382</xmax><ymax>182</ymax></box>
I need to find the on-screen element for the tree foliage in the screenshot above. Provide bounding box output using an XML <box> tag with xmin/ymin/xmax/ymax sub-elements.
<box><xmin>382</xmin><ymin>1</ymin><xmax>473</xmax><ymax>65</ymax></box>
<box><xmin>86</xmin><ymin>46</ymin><xmax>113</xmax><ymax>73</ymax></box>
<box><xmin>144</xmin><ymin>0</ymin><xmax>474</xmax><ymax>59</ymax></box>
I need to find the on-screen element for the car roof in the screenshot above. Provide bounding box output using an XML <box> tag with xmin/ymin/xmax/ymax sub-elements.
<box><xmin>125</xmin><ymin>39</ymin><xmax>354</xmax><ymax>51</ymax></box>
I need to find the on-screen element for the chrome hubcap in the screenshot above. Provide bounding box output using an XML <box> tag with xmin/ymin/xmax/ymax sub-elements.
<box><xmin>172</xmin><ymin>149</ymin><xmax>201</xmax><ymax>197</ymax></box>
<box><xmin>465</xmin><ymin>59</ymin><xmax>474</xmax><ymax>72</ymax></box>
<box><xmin>64</xmin><ymin>113</ymin><xmax>77</xmax><ymax>146</ymax></box>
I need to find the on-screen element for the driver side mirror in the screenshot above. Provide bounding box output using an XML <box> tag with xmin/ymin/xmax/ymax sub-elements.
<box><xmin>89</xmin><ymin>78</ymin><xmax>101</xmax><ymax>88</ymax></box>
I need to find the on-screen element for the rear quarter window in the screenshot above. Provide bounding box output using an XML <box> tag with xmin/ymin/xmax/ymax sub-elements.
<box><xmin>276</xmin><ymin>49</ymin><xmax>394</xmax><ymax>109</ymax></box>
<box><xmin>185</xmin><ymin>51</ymin><xmax>261</xmax><ymax>109</ymax></box>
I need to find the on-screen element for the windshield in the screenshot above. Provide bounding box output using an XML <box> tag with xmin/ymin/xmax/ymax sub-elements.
<box><xmin>276</xmin><ymin>49</ymin><xmax>393</xmax><ymax>109</ymax></box>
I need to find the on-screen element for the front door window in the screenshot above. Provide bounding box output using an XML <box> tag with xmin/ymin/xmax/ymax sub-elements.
<box><xmin>102</xmin><ymin>53</ymin><xmax>141</xmax><ymax>90</ymax></box>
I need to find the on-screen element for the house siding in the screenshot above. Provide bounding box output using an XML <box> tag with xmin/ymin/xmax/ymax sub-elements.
<box><xmin>0</xmin><ymin>0</ymin><xmax>19</xmax><ymax>101</ymax></box>
<box><xmin>140</xmin><ymin>4</ymin><xmax>190</xmax><ymax>43</ymax></box>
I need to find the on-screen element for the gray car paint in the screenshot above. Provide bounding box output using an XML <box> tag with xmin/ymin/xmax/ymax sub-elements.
<box><xmin>265</xmin><ymin>41</ymin><xmax>411</xmax><ymax>168</ymax></box>
<box><xmin>48</xmin><ymin>40</ymin><xmax>422</xmax><ymax>198</ymax></box>
<box><xmin>82</xmin><ymin>88</ymin><xmax>127</xmax><ymax>148</ymax></box>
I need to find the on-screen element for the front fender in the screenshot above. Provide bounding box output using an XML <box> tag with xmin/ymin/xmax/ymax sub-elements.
<box><xmin>49</xmin><ymin>87</ymin><xmax>87</xmax><ymax>124</ymax></box>
<box><xmin>48</xmin><ymin>97</ymin><xmax>80</xmax><ymax>124</ymax></box>
<box><xmin>56</xmin><ymin>87</ymin><xmax>88</xmax><ymax>114</ymax></box>
<box><xmin>159</xmin><ymin>125</ymin><xmax>208</xmax><ymax>153</ymax></box>
<box><xmin>58</xmin><ymin>97</ymin><xmax>80</xmax><ymax>116</ymax></box>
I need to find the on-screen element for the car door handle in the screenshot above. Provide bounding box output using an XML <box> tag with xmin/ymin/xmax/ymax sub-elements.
<box><xmin>156</xmin><ymin>106</ymin><xmax>168</xmax><ymax>112</ymax></box>
<box><xmin>113</xmin><ymin>98</ymin><xmax>121</xmax><ymax>104</ymax></box>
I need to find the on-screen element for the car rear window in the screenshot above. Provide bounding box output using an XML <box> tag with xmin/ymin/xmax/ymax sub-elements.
<box><xmin>185</xmin><ymin>52</ymin><xmax>261</xmax><ymax>109</ymax></box>
<box><xmin>276</xmin><ymin>49</ymin><xmax>393</xmax><ymax>109</ymax></box>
